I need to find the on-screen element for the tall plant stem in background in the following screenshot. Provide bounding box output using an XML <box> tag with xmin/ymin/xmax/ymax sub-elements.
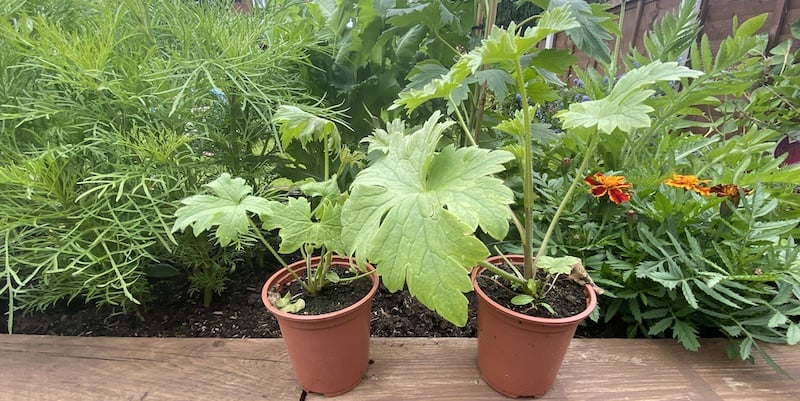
<box><xmin>515</xmin><ymin>57</ymin><xmax>536</xmax><ymax>279</ymax></box>
<box><xmin>471</xmin><ymin>0</ymin><xmax>498</xmax><ymax>144</ymax></box>
<box><xmin>515</xmin><ymin>46</ymin><xmax>599</xmax><ymax>279</ymax></box>
<box><xmin>533</xmin><ymin>132</ymin><xmax>599</xmax><ymax>265</ymax></box>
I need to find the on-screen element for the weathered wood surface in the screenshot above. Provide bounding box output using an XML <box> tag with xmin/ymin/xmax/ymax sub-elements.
<box><xmin>1</xmin><ymin>335</ymin><xmax>798</xmax><ymax>400</ymax></box>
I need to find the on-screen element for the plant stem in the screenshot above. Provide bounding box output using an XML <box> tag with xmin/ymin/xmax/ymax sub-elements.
<box><xmin>533</xmin><ymin>131</ymin><xmax>599</xmax><ymax>264</ymax></box>
<box><xmin>476</xmin><ymin>260</ymin><xmax>527</xmax><ymax>287</ymax></box>
<box><xmin>450</xmin><ymin>95</ymin><xmax>477</xmax><ymax>146</ymax></box>
<box><xmin>248</xmin><ymin>219</ymin><xmax>313</xmax><ymax>294</ymax></box>
<box><xmin>513</xmin><ymin>58</ymin><xmax>535</xmax><ymax>280</ymax></box>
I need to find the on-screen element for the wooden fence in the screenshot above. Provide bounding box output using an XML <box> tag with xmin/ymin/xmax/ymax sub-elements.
<box><xmin>547</xmin><ymin>0</ymin><xmax>800</xmax><ymax>70</ymax></box>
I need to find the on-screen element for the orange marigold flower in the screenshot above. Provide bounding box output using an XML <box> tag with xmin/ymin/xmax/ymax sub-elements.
<box><xmin>585</xmin><ymin>173</ymin><xmax>632</xmax><ymax>204</ymax></box>
<box><xmin>710</xmin><ymin>184</ymin><xmax>753</xmax><ymax>199</ymax></box>
<box><xmin>663</xmin><ymin>174</ymin><xmax>711</xmax><ymax>196</ymax></box>
<box><xmin>709</xmin><ymin>184</ymin><xmax>753</xmax><ymax>211</ymax></box>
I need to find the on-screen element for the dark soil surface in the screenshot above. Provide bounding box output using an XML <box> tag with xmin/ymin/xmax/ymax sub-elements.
<box><xmin>475</xmin><ymin>270</ymin><xmax>589</xmax><ymax>319</ymax></box>
<box><xmin>4</xmin><ymin>263</ymin><xmax>618</xmax><ymax>338</ymax></box>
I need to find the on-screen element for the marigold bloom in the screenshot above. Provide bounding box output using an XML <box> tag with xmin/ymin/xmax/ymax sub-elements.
<box><xmin>585</xmin><ymin>173</ymin><xmax>632</xmax><ymax>204</ymax></box>
<box><xmin>663</xmin><ymin>174</ymin><xmax>711</xmax><ymax>196</ymax></box>
<box><xmin>710</xmin><ymin>184</ymin><xmax>752</xmax><ymax>205</ymax></box>
<box><xmin>710</xmin><ymin>184</ymin><xmax>751</xmax><ymax>198</ymax></box>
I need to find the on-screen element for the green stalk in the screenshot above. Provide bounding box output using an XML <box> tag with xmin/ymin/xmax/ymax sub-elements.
<box><xmin>248</xmin><ymin>219</ymin><xmax>313</xmax><ymax>294</ymax></box>
<box><xmin>533</xmin><ymin>131</ymin><xmax>599</xmax><ymax>264</ymax></box>
<box><xmin>513</xmin><ymin>58</ymin><xmax>535</xmax><ymax>280</ymax></box>
<box><xmin>477</xmin><ymin>260</ymin><xmax>527</xmax><ymax>287</ymax></box>
<box><xmin>450</xmin><ymin>95</ymin><xmax>477</xmax><ymax>146</ymax></box>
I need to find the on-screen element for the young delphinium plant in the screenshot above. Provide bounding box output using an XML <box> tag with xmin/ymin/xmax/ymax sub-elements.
<box><xmin>173</xmin><ymin>106</ymin><xmax>370</xmax><ymax>313</ymax></box>
<box><xmin>341</xmin><ymin>3</ymin><xmax>702</xmax><ymax>326</ymax></box>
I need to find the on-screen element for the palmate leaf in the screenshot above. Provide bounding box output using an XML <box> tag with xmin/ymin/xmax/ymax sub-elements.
<box><xmin>262</xmin><ymin>196</ymin><xmax>345</xmax><ymax>254</ymax></box>
<box><xmin>534</xmin><ymin>0</ymin><xmax>614</xmax><ymax>63</ymax></box>
<box><xmin>273</xmin><ymin>105</ymin><xmax>341</xmax><ymax>150</ymax></box>
<box><xmin>342</xmin><ymin>112</ymin><xmax>515</xmax><ymax>326</ymax></box>
<box><xmin>558</xmin><ymin>61</ymin><xmax>703</xmax><ymax>134</ymax></box>
<box><xmin>392</xmin><ymin>6</ymin><xmax>577</xmax><ymax>114</ymax></box>
<box><xmin>172</xmin><ymin>174</ymin><xmax>272</xmax><ymax>248</ymax></box>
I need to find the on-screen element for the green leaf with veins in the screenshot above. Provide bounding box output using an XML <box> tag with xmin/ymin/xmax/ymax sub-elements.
<box><xmin>392</xmin><ymin>6</ymin><xmax>579</xmax><ymax>114</ymax></box>
<box><xmin>548</xmin><ymin>0</ymin><xmax>614</xmax><ymax>63</ymax></box>
<box><xmin>342</xmin><ymin>112</ymin><xmax>515</xmax><ymax>326</ymax></box>
<box><xmin>478</xmin><ymin>7</ymin><xmax>578</xmax><ymax>64</ymax></box>
<box><xmin>536</xmin><ymin>255</ymin><xmax>579</xmax><ymax>275</ymax></box>
<box><xmin>558</xmin><ymin>61</ymin><xmax>703</xmax><ymax>134</ymax></box>
<box><xmin>262</xmin><ymin>195</ymin><xmax>345</xmax><ymax>255</ymax></box>
<box><xmin>172</xmin><ymin>174</ymin><xmax>272</xmax><ymax>248</ymax></box>
<box><xmin>273</xmin><ymin>105</ymin><xmax>341</xmax><ymax>150</ymax></box>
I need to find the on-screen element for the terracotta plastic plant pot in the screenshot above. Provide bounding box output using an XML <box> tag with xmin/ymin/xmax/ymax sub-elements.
<box><xmin>472</xmin><ymin>255</ymin><xmax>598</xmax><ymax>398</ymax></box>
<box><xmin>261</xmin><ymin>256</ymin><xmax>378</xmax><ymax>397</ymax></box>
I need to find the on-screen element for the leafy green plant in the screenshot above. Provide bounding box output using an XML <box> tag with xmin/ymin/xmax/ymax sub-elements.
<box><xmin>173</xmin><ymin>106</ymin><xmax>370</xmax><ymax>312</ymax></box>
<box><xmin>301</xmin><ymin>0</ymin><xmax>476</xmax><ymax>138</ymax></box>
<box><xmin>1</xmin><ymin>0</ymin><xmax>330</xmax><ymax>331</ymax></box>
<box><xmin>512</xmin><ymin>1</ymin><xmax>800</xmax><ymax>370</ymax></box>
<box><xmin>341</xmin><ymin>2</ymin><xmax>702</xmax><ymax>326</ymax></box>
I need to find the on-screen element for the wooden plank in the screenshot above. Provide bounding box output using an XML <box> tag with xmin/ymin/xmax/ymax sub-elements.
<box><xmin>0</xmin><ymin>335</ymin><xmax>302</xmax><ymax>401</ymax></box>
<box><xmin>310</xmin><ymin>338</ymin><xmax>800</xmax><ymax>401</ymax></box>
<box><xmin>1</xmin><ymin>336</ymin><xmax>798</xmax><ymax>400</ymax></box>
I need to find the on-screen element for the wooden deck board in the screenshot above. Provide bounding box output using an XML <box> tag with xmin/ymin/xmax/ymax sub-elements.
<box><xmin>1</xmin><ymin>335</ymin><xmax>798</xmax><ymax>400</ymax></box>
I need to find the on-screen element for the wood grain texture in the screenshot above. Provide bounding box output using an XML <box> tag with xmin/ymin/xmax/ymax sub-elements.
<box><xmin>0</xmin><ymin>335</ymin><xmax>301</xmax><ymax>401</ymax></box>
<box><xmin>1</xmin><ymin>336</ymin><xmax>798</xmax><ymax>401</ymax></box>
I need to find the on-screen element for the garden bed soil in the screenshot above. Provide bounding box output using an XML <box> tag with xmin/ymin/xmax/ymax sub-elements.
<box><xmin>3</xmin><ymin>263</ymin><xmax>621</xmax><ymax>339</ymax></box>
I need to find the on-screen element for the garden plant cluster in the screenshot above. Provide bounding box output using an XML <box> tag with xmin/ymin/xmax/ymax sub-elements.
<box><xmin>1</xmin><ymin>0</ymin><xmax>799</xmax><ymax>371</ymax></box>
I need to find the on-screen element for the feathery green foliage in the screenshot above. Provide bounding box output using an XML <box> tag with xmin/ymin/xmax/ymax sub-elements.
<box><xmin>1</xmin><ymin>0</ymin><xmax>327</xmax><ymax>330</ymax></box>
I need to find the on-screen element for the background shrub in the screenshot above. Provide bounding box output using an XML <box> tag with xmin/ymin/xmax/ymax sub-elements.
<box><xmin>0</xmin><ymin>0</ymin><xmax>334</xmax><ymax>329</ymax></box>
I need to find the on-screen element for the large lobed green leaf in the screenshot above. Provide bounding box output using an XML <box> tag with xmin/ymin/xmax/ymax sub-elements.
<box><xmin>391</xmin><ymin>6</ymin><xmax>579</xmax><ymax>114</ymax></box>
<box><xmin>172</xmin><ymin>174</ymin><xmax>273</xmax><ymax>248</ymax></box>
<box><xmin>341</xmin><ymin>112</ymin><xmax>515</xmax><ymax>326</ymax></box>
<box><xmin>262</xmin><ymin>196</ymin><xmax>345</xmax><ymax>255</ymax></box>
<box><xmin>558</xmin><ymin>61</ymin><xmax>703</xmax><ymax>134</ymax></box>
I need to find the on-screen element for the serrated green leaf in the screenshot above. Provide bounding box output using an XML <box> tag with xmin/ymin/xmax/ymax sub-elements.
<box><xmin>396</xmin><ymin>25</ymin><xmax>428</xmax><ymax>63</ymax></box>
<box><xmin>767</xmin><ymin>312</ymin><xmax>788</xmax><ymax>328</ymax></box>
<box><xmin>739</xmin><ymin>337</ymin><xmax>753</xmax><ymax>360</ymax></box>
<box><xmin>173</xmin><ymin>174</ymin><xmax>272</xmax><ymax>248</ymax></box>
<box><xmin>526</xmin><ymin>49</ymin><xmax>577</xmax><ymax>75</ymax></box>
<box><xmin>274</xmin><ymin>105</ymin><xmax>340</xmax><ymax>150</ymax></box>
<box><xmin>681</xmin><ymin>281</ymin><xmax>698</xmax><ymax>309</ymax></box>
<box><xmin>559</xmin><ymin>95</ymin><xmax>654</xmax><ymax>134</ymax></box>
<box><xmin>694</xmin><ymin>279</ymin><xmax>741</xmax><ymax>309</ymax></box>
<box><xmin>392</xmin><ymin>56</ymin><xmax>473</xmax><ymax>112</ymax></box>
<box><xmin>787</xmin><ymin>323</ymin><xmax>800</xmax><ymax>345</ymax></box>
<box><xmin>474</xmin><ymin>69</ymin><xmax>514</xmax><ymax>100</ymax></box>
<box><xmin>386</xmin><ymin>2</ymin><xmax>434</xmax><ymax>28</ymax></box>
<box><xmin>262</xmin><ymin>197</ymin><xmax>344</xmax><ymax>254</ymax></box>
<box><xmin>558</xmin><ymin>61</ymin><xmax>702</xmax><ymax>134</ymax></box>
<box><xmin>735</xmin><ymin>13</ymin><xmax>767</xmax><ymax>39</ymax></box>
<box><xmin>299</xmin><ymin>176</ymin><xmax>341</xmax><ymax>199</ymax></box>
<box><xmin>548</xmin><ymin>0</ymin><xmax>612</xmax><ymax>63</ymax></box>
<box><xmin>648</xmin><ymin>316</ymin><xmax>674</xmax><ymax>336</ymax></box>
<box><xmin>405</xmin><ymin>60</ymin><xmax>450</xmax><ymax>90</ymax></box>
<box><xmin>342</xmin><ymin>112</ymin><xmax>515</xmax><ymax>326</ymax></box>
<box><xmin>536</xmin><ymin>255</ymin><xmax>578</xmax><ymax>275</ymax></box>
<box><xmin>700</xmin><ymin>34</ymin><xmax>712</xmax><ymax>72</ymax></box>
<box><xmin>673</xmin><ymin>319</ymin><xmax>701</xmax><ymax>351</ymax></box>
<box><xmin>721</xmin><ymin>325</ymin><xmax>743</xmax><ymax>337</ymax></box>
